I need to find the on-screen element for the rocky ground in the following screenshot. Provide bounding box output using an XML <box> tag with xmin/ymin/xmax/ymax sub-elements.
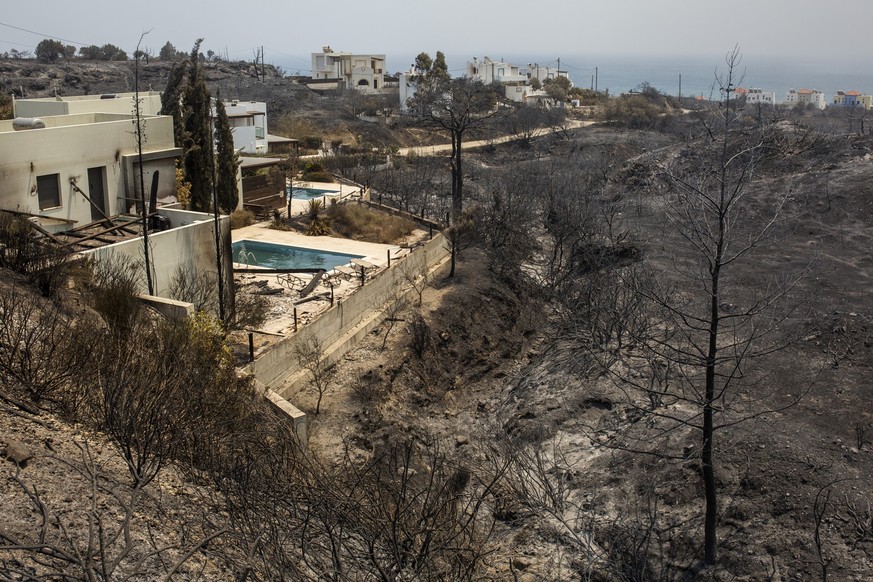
<box><xmin>287</xmin><ymin>122</ymin><xmax>873</xmax><ymax>579</ymax></box>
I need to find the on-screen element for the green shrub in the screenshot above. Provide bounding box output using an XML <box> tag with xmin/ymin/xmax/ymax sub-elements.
<box><xmin>89</xmin><ymin>256</ymin><xmax>143</xmax><ymax>334</ymax></box>
<box><xmin>301</xmin><ymin>170</ymin><xmax>335</xmax><ymax>183</ymax></box>
<box><xmin>302</xmin><ymin>135</ymin><xmax>322</xmax><ymax>150</ymax></box>
<box><xmin>327</xmin><ymin>203</ymin><xmax>416</xmax><ymax>244</ymax></box>
<box><xmin>305</xmin><ymin>199</ymin><xmax>332</xmax><ymax>236</ymax></box>
<box><xmin>230</xmin><ymin>208</ymin><xmax>256</xmax><ymax>229</ymax></box>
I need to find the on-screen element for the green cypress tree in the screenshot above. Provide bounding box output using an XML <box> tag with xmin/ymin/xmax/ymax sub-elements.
<box><xmin>182</xmin><ymin>39</ymin><xmax>213</xmax><ymax>212</ymax></box>
<box><xmin>214</xmin><ymin>93</ymin><xmax>239</xmax><ymax>213</ymax></box>
<box><xmin>432</xmin><ymin>51</ymin><xmax>449</xmax><ymax>81</ymax></box>
<box><xmin>160</xmin><ymin>60</ymin><xmax>187</xmax><ymax>148</ymax></box>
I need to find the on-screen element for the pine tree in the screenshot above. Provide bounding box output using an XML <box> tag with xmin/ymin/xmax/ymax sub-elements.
<box><xmin>182</xmin><ymin>39</ymin><xmax>213</xmax><ymax>212</ymax></box>
<box><xmin>160</xmin><ymin>60</ymin><xmax>187</xmax><ymax>148</ymax></box>
<box><xmin>214</xmin><ymin>93</ymin><xmax>239</xmax><ymax>213</ymax></box>
<box><xmin>432</xmin><ymin>51</ymin><xmax>449</xmax><ymax>81</ymax></box>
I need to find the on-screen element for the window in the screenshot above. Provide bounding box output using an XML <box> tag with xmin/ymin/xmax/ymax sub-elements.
<box><xmin>36</xmin><ymin>173</ymin><xmax>61</xmax><ymax>210</ymax></box>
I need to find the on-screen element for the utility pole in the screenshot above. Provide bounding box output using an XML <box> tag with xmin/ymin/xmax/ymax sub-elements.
<box><xmin>595</xmin><ymin>66</ymin><xmax>598</xmax><ymax>93</ymax></box>
<box><xmin>679</xmin><ymin>73</ymin><xmax>682</xmax><ymax>102</ymax></box>
<box><xmin>285</xmin><ymin>156</ymin><xmax>296</xmax><ymax>224</ymax></box>
<box><xmin>209</xmin><ymin>105</ymin><xmax>226</xmax><ymax>323</ymax></box>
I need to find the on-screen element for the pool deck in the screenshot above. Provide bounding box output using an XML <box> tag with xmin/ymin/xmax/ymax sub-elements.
<box><xmin>231</xmin><ymin>223</ymin><xmax>400</xmax><ymax>267</ymax></box>
<box><xmin>230</xmin><ymin>224</ymin><xmax>418</xmax><ymax>337</ymax></box>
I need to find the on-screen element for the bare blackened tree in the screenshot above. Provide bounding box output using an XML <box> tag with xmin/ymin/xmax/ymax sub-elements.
<box><xmin>133</xmin><ymin>31</ymin><xmax>155</xmax><ymax>295</ymax></box>
<box><xmin>614</xmin><ymin>47</ymin><xmax>807</xmax><ymax>565</ymax></box>
<box><xmin>296</xmin><ymin>437</ymin><xmax>507</xmax><ymax>580</ymax></box>
<box><xmin>477</xmin><ymin>165</ymin><xmax>541</xmax><ymax>284</ymax></box>
<box><xmin>0</xmin><ymin>285</ymin><xmax>88</xmax><ymax>407</ymax></box>
<box><xmin>295</xmin><ymin>338</ymin><xmax>336</xmax><ymax>414</ymax></box>
<box><xmin>0</xmin><ymin>441</ymin><xmax>225</xmax><ymax>579</ymax></box>
<box><xmin>411</xmin><ymin>76</ymin><xmax>501</xmax><ymax>276</ymax></box>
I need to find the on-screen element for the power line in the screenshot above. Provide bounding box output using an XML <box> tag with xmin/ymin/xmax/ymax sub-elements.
<box><xmin>263</xmin><ymin>47</ymin><xmax>311</xmax><ymax>64</ymax></box>
<box><xmin>560</xmin><ymin>60</ymin><xmax>596</xmax><ymax>73</ymax></box>
<box><xmin>0</xmin><ymin>39</ymin><xmax>37</xmax><ymax>49</ymax></box>
<box><xmin>0</xmin><ymin>20</ymin><xmax>90</xmax><ymax>47</ymax></box>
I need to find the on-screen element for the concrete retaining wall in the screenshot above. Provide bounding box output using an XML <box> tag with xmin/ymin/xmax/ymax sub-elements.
<box><xmin>249</xmin><ymin>233</ymin><xmax>450</xmax><ymax>396</ymax></box>
<box><xmin>84</xmin><ymin>209</ymin><xmax>233</xmax><ymax>302</ymax></box>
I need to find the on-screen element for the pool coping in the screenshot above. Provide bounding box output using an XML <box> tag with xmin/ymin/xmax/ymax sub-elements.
<box><xmin>231</xmin><ymin>224</ymin><xmax>403</xmax><ymax>269</ymax></box>
<box><xmin>232</xmin><ymin>239</ymin><xmax>367</xmax><ymax>271</ymax></box>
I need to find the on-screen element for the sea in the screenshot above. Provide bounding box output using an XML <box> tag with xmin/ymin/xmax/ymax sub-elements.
<box><xmin>276</xmin><ymin>52</ymin><xmax>873</xmax><ymax>104</ymax></box>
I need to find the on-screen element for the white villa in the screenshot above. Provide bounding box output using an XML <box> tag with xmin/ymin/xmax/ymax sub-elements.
<box><xmin>220</xmin><ymin>99</ymin><xmax>298</xmax><ymax>156</ymax></box>
<box><xmin>310</xmin><ymin>46</ymin><xmax>386</xmax><ymax>94</ymax></box>
<box><xmin>784</xmin><ymin>88</ymin><xmax>827</xmax><ymax>110</ymax></box>
<box><xmin>734</xmin><ymin>87</ymin><xmax>777</xmax><ymax>106</ymax></box>
<box><xmin>466</xmin><ymin>56</ymin><xmax>572</xmax><ymax>104</ymax></box>
<box><xmin>222</xmin><ymin>100</ymin><xmax>267</xmax><ymax>154</ymax></box>
<box><xmin>2</xmin><ymin>96</ymin><xmax>234</xmax><ymax>302</ymax></box>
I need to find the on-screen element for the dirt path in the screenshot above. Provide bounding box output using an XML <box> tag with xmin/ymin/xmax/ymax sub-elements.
<box><xmin>396</xmin><ymin>119</ymin><xmax>595</xmax><ymax>157</ymax></box>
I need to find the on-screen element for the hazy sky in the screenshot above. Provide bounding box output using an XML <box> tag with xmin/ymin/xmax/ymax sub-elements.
<box><xmin>2</xmin><ymin>0</ymin><xmax>870</xmax><ymax>72</ymax></box>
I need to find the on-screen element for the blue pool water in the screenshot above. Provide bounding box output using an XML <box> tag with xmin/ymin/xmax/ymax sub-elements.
<box><xmin>232</xmin><ymin>240</ymin><xmax>363</xmax><ymax>270</ymax></box>
<box><xmin>292</xmin><ymin>187</ymin><xmax>340</xmax><ymax>200</ymax></box>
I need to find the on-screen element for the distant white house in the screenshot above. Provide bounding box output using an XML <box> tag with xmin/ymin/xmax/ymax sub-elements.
<box><xmin>733</xmin><ymin>87</ymin><xmax>777</xmax><ymax>106</ymax></box>
<box><xmin>399</xmin><ymin>55</ymin><xmax>574</xmax><ymax>112</ymax></box>
<box><xmin>785</xmin><ymin>88</ymin><xmax>827</xmax><ymax>110</ymax></box>
<box><xmin>525</xmin><ymin>63</ymin><xmax>565</xmax><ymax>85</ymax></box>
<box><xmin>466</xmin><ymin>56</ymin><xmax>572</xmax><ymax>104</ymax></box>
<box><xmin>310</xmin><ymin>46</ymin><xmax>386</xmax><ymax>94</ymax></box>
<box><xmin>398</xmin><ymin>67</ymin><xmax>423</xmax><ymax>113</ymax></box>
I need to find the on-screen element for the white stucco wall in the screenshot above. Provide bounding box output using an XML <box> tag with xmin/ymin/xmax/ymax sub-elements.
<box><xmin>0</xmin><ymin>113</ymin><xmax>178</xmax><ymax>227</ymax></box>
<box><xmin>14</xmin><ymin>93</ymin><xmax>163</xmax><ymax>118</ymax></box>
<box><xmin>223</xmin><ymin>100</ymin><xmax>267</xmax><ymax>154</ymax></box>
<box><xmin>84</xmin><ymin>208</ymin><xmax>233</xmax><ymax>302</ymax></box>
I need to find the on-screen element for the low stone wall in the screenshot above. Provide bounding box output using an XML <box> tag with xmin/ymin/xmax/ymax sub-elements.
<box><xmin>248</xmin><ymin>232</ymin><xmax>450</xmax><ymax>397</ymax></box>
<box><xmin>138</xmin><ymin>294</ymin><xmax>195</xmax><ymax>321</ymax></box>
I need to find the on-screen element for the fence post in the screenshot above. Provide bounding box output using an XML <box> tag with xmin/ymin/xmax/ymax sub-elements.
<box><xmin>248</xmin><ymin>332</ymin><xmax>254</xmax><ymax>362</ymax></box>
<box><xmin>293</xmin><ymin>307</ymin><xmax>298</xmax><ymax>332</ymax></box>
<box><xmin>387</xmin><ymin>249</ymin><xmax>391</xmax><ymax>268</ymax></box>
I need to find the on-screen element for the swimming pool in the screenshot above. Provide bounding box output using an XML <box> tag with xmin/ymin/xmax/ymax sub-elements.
<box><xmin>232</xmin><ymin>240</ymin><xmax>363</xmax><ymax>270</ymax></box>
<box><xmin>292</xmin><ymin>187</ymin><xmax>340</xmax><ymax>200</ymax></box>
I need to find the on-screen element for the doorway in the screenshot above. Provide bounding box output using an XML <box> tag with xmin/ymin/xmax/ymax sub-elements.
<box><xmin>87</xmin><ymin>166</ymin><xmax>107</xmax><ymax>221</ymax></box>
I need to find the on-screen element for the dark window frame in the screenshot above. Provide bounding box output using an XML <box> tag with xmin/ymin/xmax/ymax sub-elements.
<box><xmin>36</xmin><ymin>173</ymin><xmax>62</xmax><ymax>210</ymax></box>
